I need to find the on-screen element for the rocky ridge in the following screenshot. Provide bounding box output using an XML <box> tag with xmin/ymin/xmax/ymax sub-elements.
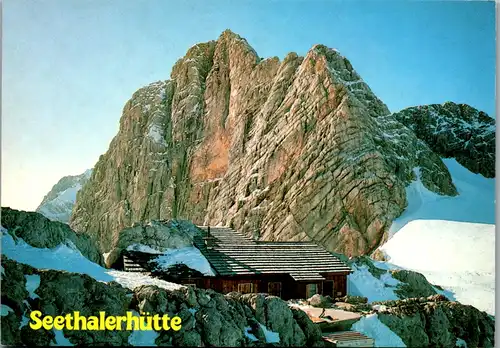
<box><xmin>69</xmin><ymin>30</ymin><xmax>493</xmax><ymax>257</ymax></box>
<box><xmin>36</xmin><ymin>169</ymin><xmax>92</xmax><ymax>223</ymax></box>
<box><xmin>1</xmin><ymin>207</ymin><xmax>103</xmax><ymax>266</ymax></box>
<box><xmin>392</xmin><ymin>102</ymin><xmax>495</xmax><ymax>178</ymax></box>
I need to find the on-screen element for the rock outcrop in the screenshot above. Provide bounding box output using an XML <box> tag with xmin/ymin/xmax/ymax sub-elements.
<box><xmin>390</xmin><ymin>269</ymin><xmax>437</xmax><ymax>299</ymax></box>
<box><xmin>70</xmin><ymin>30</ymin><xmax>493</xmax><ymax>256</ymax></box>
<box><xmin>373</xmin><ymin>295</ymin><xmax>495</xmax><ymax>348</ymax></box>
<box><xmin>350</xmin><ymin>256</ymin><xmax>440</xmax><ymax>300</ymax></box>
<box><xmin>307</xmin><ymin>294</ymin><xmax>333</xmax><ymax>308</ymax></box>
<box><xmin>1</xmin><ymin>256</ymin><xmax>324</xmax><ymax>347</ymax></box>
<box><xmin>392</xmin><ymin>102</ymin><xmax>495</xmax><ymax>178</ymax></box>
<box><xmin>36</xmin><ymin>169</ymin><xmax>92</xmax><ymax>223</ymax></box>
<box><xmin>104</xmin><ymin>219</ymin><xmax>202</xmax><ymax>268</ymax></box>
<box><xmin>1</xmin><ymin>207</ymin><xmax>103</xmax><ymax>265</ymax></box>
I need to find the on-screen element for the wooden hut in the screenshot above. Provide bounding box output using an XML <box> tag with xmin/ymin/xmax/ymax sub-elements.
<box><xmin>122</xmin><ymin>226</ymin><xmax>352</xmax><ymax>300</ymax></box>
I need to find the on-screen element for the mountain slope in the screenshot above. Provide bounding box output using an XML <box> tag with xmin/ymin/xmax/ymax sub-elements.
<box><xmin>70</xmin><ymin>30</ymin><xmax>493</xmax><ymax>256</ymax></box>
<box><xmin>389</xmin><ymin>158</ymin><xmax>495</xmax><ymax>234</ymax></box>
<box><xmin>381</xmin><ymin>220</ymin><xmax>495</xmax><ymax>315</ymax></box>
<box><xmin>392</xmin><ymin>102</ymin><xmax>495</xmax><ymax>178</ymax></box>
<box><xmin>36</xmin><ymin>169</ymin><xmax>92</xmax><ymax>223</ymax></box>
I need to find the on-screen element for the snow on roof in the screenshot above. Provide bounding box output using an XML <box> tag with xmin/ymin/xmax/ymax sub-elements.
<box><xmin>150</xmin><ymin>247</ymin><xmax>216</xmax><ymax>276</ymax></box>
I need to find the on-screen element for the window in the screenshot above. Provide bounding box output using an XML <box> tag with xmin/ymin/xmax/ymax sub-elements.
<box><xmin>306</xmin><ymin>283</ymin><xmax>318</xmax><ymax>298</ymax></box>
<box><xmin>268</xmin><ymin>282</ymin><xmax>282</xmax><ymax>297</ymax></box>
<box><xmin>238</xmin><ymin>283</ymin><xmax>254</xmax><ymax>294</ymax></box>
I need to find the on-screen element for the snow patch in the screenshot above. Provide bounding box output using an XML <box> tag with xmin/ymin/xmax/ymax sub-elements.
<box><xmin>390</xmin><ymin>159</ymin><xmax>495</xmax><ymax>235</ymax></box>
<box><xmin>351</xmin><ymin>314</ymin><xmax>406</xmax><ymax>347</ymax></box>
<box><xmin>147</xmin><ymin>124</ymin><xmax>167</xmax><ymax>146</ymax></box>
<box><xmin>127</xmin><ymin>310</ymin><xmax>160</xmax><ymax>346</ymax></box>
<box><xmin>51</xmin><ymin>329</ymin><xmax>74</xmax><ymax>346</ymax></box>
<box><xmin>103</xmin><ymin>252</ymin><xmax>111</xmax><ymax>264</ymax></box>
<box><xmin>347</xmin><ymin>264</ymin><xmax>400</xmax><ymax>302</ymax></box>
<box><xmin>25</xmin><ymin>274</ymin><xmax>41</xmax><ymax>299</ymax></box>
<box><xmin>107</xmin><ymin>270</ymin><xmax>183</xmax><ymax>292</ymax></box>
<box><xmin>244</xmin><ymin>327</ymin><xmax>259</xmax><ymax>342</ymax></box>
<box><xmin>258</xmin><ymin>323</ymin><xmax>280</xmax><ymax>343</ymax></box>
<box><xmin>1</xmin><ymin>305</ymin><xmax>14</xmax><ymax>316</ymax></box>
<box><xmin>381</xmin><ymin>220</ymin><xmax>495</xmax><ymax>315</ymax></box>
<box><xmin>151</xmin><ymin>247</ymin><xmax>216</xmax><ymax>276</ymax></box>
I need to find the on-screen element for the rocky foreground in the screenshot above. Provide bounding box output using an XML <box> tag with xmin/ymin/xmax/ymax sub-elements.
<box><xmin>1</xmin><ymin>208</ymin><xmax>496</xmax><ymax>347</ymax></box>
<box><xmin>1</xmin><ymin>256</ymin><xmax>325</xmax><ymax>347</ymax></box>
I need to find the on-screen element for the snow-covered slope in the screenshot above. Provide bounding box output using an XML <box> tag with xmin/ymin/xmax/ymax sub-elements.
<box><xmin>348</xmin><ymin>263</ymin><xmax>401</xmax><ymax>303</ymax></box>
<box><xmin>381</xmin><ymin>220</ymin><xmax>495</xmax><ymax>315</ymax></box>
<box><xmin>389</xmin><ymin>158</ymin><xmax>495</xmax><ymax>235</ymax></box>
<box><xmin>376</xmin><ymin>159</ymin><xmax>496</xmax><ymax>315</ymax></box>
<box><xmin>36</xmin><ymin>169</ymin><xmax>92</xmax><ymax>223</ymax></box>
<box><xmin>1</xmin><ymin>226</ymin><xmax>183</xmax><ymax>292</ymax></box>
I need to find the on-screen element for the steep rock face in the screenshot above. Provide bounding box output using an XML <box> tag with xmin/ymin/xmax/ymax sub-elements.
<box><xmin>36</xmin><ymin>169</ymin><xmax>92</xmax><ymax>223</ymax></box>
<box><xmin>392</xmin><ymin>102</ymin><xmax>495</xmax><ymax>178</ymax></box>
<box><xmin>71</xmin><ymin>30</ymin><xmax>461</xmax><ymax>256</ymax></box>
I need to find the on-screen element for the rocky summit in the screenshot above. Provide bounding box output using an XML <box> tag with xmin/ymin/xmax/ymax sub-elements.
<box><xmin>392</xmin><ymin>102</ymin><xmax>495</xmax><ymax>178</ymax></box>
<box><xmin>69</xmin><ymin>30</ymin><xmax>494</xmax><ymax>256</ymax></box>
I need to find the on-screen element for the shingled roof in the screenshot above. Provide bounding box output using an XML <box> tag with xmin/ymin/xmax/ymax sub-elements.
<box><xmin>194</xmin><ymin>226</ymin><xmax>352</xmax><ymax>281</ymax></box>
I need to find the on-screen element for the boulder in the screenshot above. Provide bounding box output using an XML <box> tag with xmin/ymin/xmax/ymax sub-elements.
<box><xmin>375</xmin><ymin>296</ymin><xmax>495</xmax><ymax>348</ymax></box>
<box><xmin>308</xmin><ymin>294</ymin><xmax>332</xmax><ymax>308</ymax></box>
<box><xmin>105</xmin><ymin>219</ymin><xmax>201</xmax><ymax>268</ymax></box>
<box><xmin>1</xmin><ymin>207</ymin><xmax>102</xmax><ymax>265</ymax></box>
<box><xmin>391</xmin><ymin>269</ymin><xmax>438</xmax><ymax>299</ymax></box>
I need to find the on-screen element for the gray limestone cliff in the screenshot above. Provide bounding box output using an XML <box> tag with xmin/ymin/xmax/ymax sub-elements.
<box><xmin>69</xmin><ymin>30</ymin><xmax>493</xmax><ymax>256</ymax></box>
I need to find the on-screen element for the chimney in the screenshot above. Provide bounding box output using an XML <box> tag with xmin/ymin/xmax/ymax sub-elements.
<box><xmin>204</xmin><ymin>224</ymin><xmax>215</xmax><ymax>249</ymax></box>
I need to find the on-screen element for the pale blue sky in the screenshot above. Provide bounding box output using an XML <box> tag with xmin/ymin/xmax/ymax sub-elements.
<box><xmin>2</xmin><ymin>0</ymin><xmax>496</xmax><ymax>211</ymax></box>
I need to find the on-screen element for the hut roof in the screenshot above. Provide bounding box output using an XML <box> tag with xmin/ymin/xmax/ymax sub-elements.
<box><xmin>194</xmin><ymin>226</ymin><xmax>352</xmax><ymax>281</ymax></box>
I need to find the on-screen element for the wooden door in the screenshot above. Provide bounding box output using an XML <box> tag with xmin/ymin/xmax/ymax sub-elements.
<box><xmin>306</xmin><ymin>283</ymin><xmax>318</xmax><ymax>298</ymax></box>
<box><xmin>268</xmin><ymin>282</ymin><xmax>282</xmax><ymax>297</ymax></box>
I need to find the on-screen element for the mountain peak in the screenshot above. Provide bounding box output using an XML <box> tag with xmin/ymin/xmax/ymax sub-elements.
<box><xmin>69</xmin><ymin>32</ymin><xmax>493</xmax><ymax>258</ymax></box>
<box><xmin>36</xmin><ymin>169</ymin><xmax>93</xmax><ymax>223</ymax></box>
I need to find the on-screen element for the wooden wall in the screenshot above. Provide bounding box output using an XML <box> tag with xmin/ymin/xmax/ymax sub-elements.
<box><xmin>178</xmin><ymin>272</ymin><xmax>350</xmax><ymax>300</ymax></box>
<box><xmin>323</xmin><ymin>272</ymin><xmax>350</xmax><ymax>297</ymax></box>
